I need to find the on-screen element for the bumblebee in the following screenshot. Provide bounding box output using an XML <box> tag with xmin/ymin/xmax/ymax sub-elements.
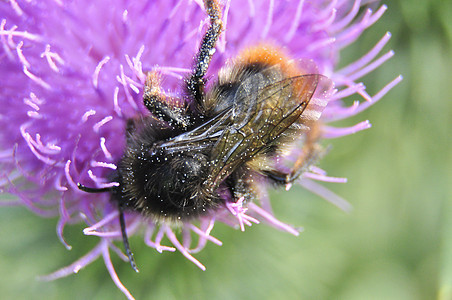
<box><xmin>79</xmin><ymin>0</ymin><xmax>327</xmax><ymax>271</ymax></box>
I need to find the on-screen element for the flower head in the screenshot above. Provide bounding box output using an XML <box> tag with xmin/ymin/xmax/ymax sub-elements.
<box><xmin>0</xmin><ymin>0</ymin><xmax>401</xmax><ymax>299</ymax></box>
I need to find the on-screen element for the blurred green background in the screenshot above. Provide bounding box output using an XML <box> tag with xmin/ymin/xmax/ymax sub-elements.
<box><xmin>0</xmin><ymin>0</ymin><xmax>451</xmax><ymax>299</ymax></box>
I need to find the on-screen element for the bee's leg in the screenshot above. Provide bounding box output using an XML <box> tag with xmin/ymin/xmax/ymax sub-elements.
<box><xmin>143</xmin><ymin>72</ymin><xmax>192</xmax><ymax>129</ymax></box>
<box><xmin>265</xmin><ymin>122</ymin><xmax>325</xmax><ymax>187</ymax></box>
<box><xmin>265</xmin><ymin>145</ymin><xmax>323</xmax><ymax>187</ymax></box>
<box><xmin>225</xmin><ymin>170</ymin><xmax>255</xmax><ymax>204</ymax></box>
<box><xmin>118</xmin><ymin>204</ymin><xmax>139</xmax><ymax>273</ymax></box>
<box><xmin>264</xmin><ymin>170</ymin><xmax>298</xmax><ymax>186</ymax></box>
<box><xmin>186</xmin><ymin>0</ymin><xmax>223</xmax><ymax>111</ymax></box>
<box><xmin>264</xmin><ymin>166</ymin><xmax>311</xmax><ymax>191</ymax></box>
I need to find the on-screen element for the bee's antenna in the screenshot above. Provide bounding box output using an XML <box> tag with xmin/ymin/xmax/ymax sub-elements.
<box><xmin>78</xmin><ymin>183</ymin><xmax>138</xmax><ymax>271</ymax></box>
<box><xmin>77</xmin><ymin>183</ymin><xmax>113</xmax><ymax>193</ymax></box>
<box><xmin>118</xmin><ymin>204</ymin><xmax>139</xmax><ymax>273</ymax></box>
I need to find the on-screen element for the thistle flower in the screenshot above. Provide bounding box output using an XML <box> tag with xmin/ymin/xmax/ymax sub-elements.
<box><xmin>0</xmin><ymin>0</ymin><xmax>401</xmax><ymax>299</ymax></box>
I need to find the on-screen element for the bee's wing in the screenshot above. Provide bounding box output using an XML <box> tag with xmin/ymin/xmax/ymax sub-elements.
<box><xmin>206</xmin><ymin>74</ymin><xmax>321</xmax><ymax>189</ymax></box>
<box><xmin>159</xmin><ymin>107</ymin><xmax>232</xmax><ymax>153</ymax></box>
